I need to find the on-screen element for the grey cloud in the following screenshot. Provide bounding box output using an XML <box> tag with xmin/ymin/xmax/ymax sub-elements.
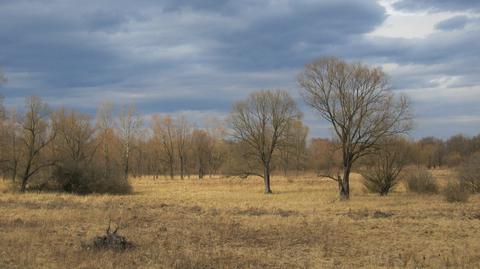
<box><xmin>435</xmin><ymin>16</ymin><xmax>470</xmax><ymax>31</ymax></box>
<box><xmin>0</xmin><ymin>0</ymin><xmax>479</xmax><ymax>139</ymax></box>
<box><xmin>215</xmin><ymin>0</ymin><xmax>386</xmax><ymax>71</ymax></box>
<box><xmin>393</xmin><ymin>0</ymin><xmax>480</xmax><ymax>12</ymax></box>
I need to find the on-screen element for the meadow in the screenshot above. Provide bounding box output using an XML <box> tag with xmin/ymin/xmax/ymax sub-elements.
<box><xmin>0</xmin><ymin>170</ymin><xmax>479</xmax><ymax>269</ymax></box>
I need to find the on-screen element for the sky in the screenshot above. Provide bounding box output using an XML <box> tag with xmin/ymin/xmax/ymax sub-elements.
<box><xmin>0</xmin><ymin>0</ymin><xmax>479</xmax><ymax>139</ymax></box>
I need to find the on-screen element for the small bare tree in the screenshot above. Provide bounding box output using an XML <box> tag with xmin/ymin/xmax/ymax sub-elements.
<box><xmin>96</xmin><ymin>102</ymin><xmax>115</xmax><ymax>179</ymax></box>
<box><xmin>18</xmin><ymin>96</ymin><xmax>56</xmax><ymax>192</ymax></box>
<box><xmin>191</xmin><ymin>129</ymin><xmax>212</xmax><ymax>179</ymax></box>
<box><xmin>361</xmin><ymin>138</ymin><xmax>409</xmax><ymax>195</ymax></box>
<box><xmin>230</xmin><ymin>89</ymin><xmax>301</xmax><ymax>193</ymax></box>
<box><xmin>279</xmin><ymin>119</ymin><xmax>308</xmax><ymax>178</ymax></box>
<box><xmin>299</xmin><ymin>57</ymin><xmax>411</xmax><ymax>200</ymax></box>
<box><xmin>459</xmin><ymin>152</ymin><xmax>480</xmax><ymax>193</ymax></box>
<box><xmin>1</xmin><ymin>108</ymin><xmax>20</xmax><ymax>181</ymax></box>
<box><xmin>51</xmin><ymin>108</ymin><xmax>96</xmax><ymax>192</ymax></box>
<box><xmin>152</xmin><ymin>115</ymin><xmax>176</xmax><ymax>179</ymax></box>
<box><xmin>118</xmin><ymin>104</ymin><xmax>143</xmax><ymax>181</ymax></box>
<box><xmin>204</xmin><ymin>117</ymin><xmax>227</xmax><ymax>178</ymax></box>
<box><xmin>175</xmin><ymin>115</ymin><xmax>191</xmax><ymax>180</ymax></box>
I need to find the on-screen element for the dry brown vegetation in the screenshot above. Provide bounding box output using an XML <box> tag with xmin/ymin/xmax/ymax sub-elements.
<box><xmin>1</xmin><ymin>170</ymin><xmax>479</xmax><ymax>269</ymax></box>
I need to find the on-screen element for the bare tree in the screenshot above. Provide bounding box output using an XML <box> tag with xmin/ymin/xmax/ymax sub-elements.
<box><xmin>175</xmin><ymin>115</ymin><xmax>191</xmax><ymax>180</ymax></box>
<box><xmin>53</xmin><ymin>108</ymin><xmax>96</xmax><ymax>162</ymax></box>
<box><xmin>51</xmin><ymin>108</ymin><xmax>97</xmax><ymax>192</ymax></box>
<box><xmin>299</xmin><ymin>57</ymin><xmax>411</xmax><ymax>200</ymax></box>
<box><xmin>131</xmin><ymin>132</ymin><xmax>149</xmax><ymax>178</ymax></box>
<box><xmin>417</xmin><ymin>137</ymin><xmax>445</xmax><ymax>168</ymax></box>
<box><xmin>96</xmin><ymin>102</ymin><xmax>115</xmax><ymax>179</ymax></box>
<box><xmin>118</xmin><ymin>104</ymin><xmax>143</xmax><ymax>181</ymax></box>
<box><xmin>279</xmin><ymin>119</ymin><xmax>308</xmax><ymax>178</ymax></box>
<box><xmin>152</xmin><ymin>115</ymin><xmax>176</xmax><ymax>179</ymax></box>
<box><xmin>191</xmin><ymin>129</ymin><xmax>211</xmax><ymax>179</ymax></box>
<box><xmin>204</xmin><ymin>117</ymin><xmax>227</xmax><ymax>178</ymax></box>
<box><xmin>18</xmin><ymin>96</ymin><xmax>56</xmax><ymax>192</ymax></box>
<box><xmin>308</xmin><ymin>138</ymin><xmax>341</xmax><ymax>177</ymax></box>
<box><xmin>1</xmin><ymin>108</ymin><xmax>20</xmax><ymax>181</ymax></box>
<box><xmin>230</xmin><ymin>90</ymin><xmax>301</xmax><ymax>193</ymax></box>
<box><xmin>459</xmin><ymin>152</ymin><xmax>480</xmax><ymax>193</ymax></box>
<box><xmin>360</xmin><ymin>137</ymin><xmax>409</xmax><ymax>195</ymax></box>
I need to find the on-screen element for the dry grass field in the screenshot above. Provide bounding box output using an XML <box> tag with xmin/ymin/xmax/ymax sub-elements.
<box><xmin>0</xmin><ymin>170</ymin><xmax>479</xmax><ymax>268</ymax></box>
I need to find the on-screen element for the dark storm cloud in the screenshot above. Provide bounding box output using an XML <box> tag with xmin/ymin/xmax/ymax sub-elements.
<box><xmin>213</xmin><ymin>0</ymin><xmax>386</xmax><ymax>70</ymax></box>
<box><xmin>0</xmin><ymin>0</ymin><xmax>385</xmax><ymax>105</ymax></box>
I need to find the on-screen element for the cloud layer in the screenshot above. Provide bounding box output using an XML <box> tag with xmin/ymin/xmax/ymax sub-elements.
<box><xmin>0</xmin><ymin>0</ymin><xmax>478</xmax><ymax>139</ymax></box>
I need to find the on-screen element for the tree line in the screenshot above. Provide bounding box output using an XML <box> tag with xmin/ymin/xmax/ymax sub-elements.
<box><xmin>0</xmin><ymin>58</ymin><xmax>478</xmax><ymax>200</ymax></box>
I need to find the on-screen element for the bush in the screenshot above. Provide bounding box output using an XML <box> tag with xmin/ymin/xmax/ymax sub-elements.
<box><xmin>458</xmin><ymin>152</ymin><xmax>480</xmax><ymax>193</ymax></box>
<box><xmin>48</xmin><ymin>159</ymin><xmax>131</xmax><ymax>195</ymax></box>
<box><xmin>362</xmin><ymin>169</ymin><xmax>401</xmax><ymax>196</ymax></box>
<box><xmin>25</xmin><ymin>160</ymin><xmax>131</xmax><ymax>195</ymax></box>
<box><xmin>361</xmin><ymin>138</ymin><xmax>408</xmax><ymax>195</ymax></box>
<box><xmin>404</xmin><ymin>168</ymin><xmax>438</xmax><ymax>194</ymax></box>
<box><xmin>443</xmin><ymin>181</ymin><xmax>470</xmax><ymax>203</ymax></box>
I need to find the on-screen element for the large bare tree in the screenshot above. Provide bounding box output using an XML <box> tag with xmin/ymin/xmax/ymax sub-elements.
<box><xmin>298</xmin><ymin>57</ymin><xmax>412</xmax><ymax>200</ymax></box>
<box><xmin>230</xmin><ymin>89</ymin><xmax>301</xmax><ymax>193</ymax></box>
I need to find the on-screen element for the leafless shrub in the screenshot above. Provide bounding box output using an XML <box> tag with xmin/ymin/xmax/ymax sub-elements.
<box><xmin>443</xmin><ymin>181</ymin><xmax>469</xmax><ymax>203</ymax></box>
<box><xmin>50</xmin><ymin>108</ymin><xmax>131</xmax><ymax>194</ymax></box>
<box><xmin>83</xmin><ymin>222</ymin><xmax>134</xmax><ymax>251</ymax></box>
<box><xmin>404</xmin><ymin>168</ymin><xmax>438</xmax><ymax>194</ymax></box>
<box><xmin>274</xmin><ymin>208</ymin><xmax>299</xmax><ymax>217</ymax></box>
<box><xmin>458</xmin><ymin>152</ymin><xmax>480</xmax><ymax>193</ymax></box>
<box><xmin>361</xmin><ymin>138</ymin><xmax>408</xmax><ymax>195</ymax></box>
<box><xmin>52</xmin><ymin>160</ymin><xmax>131</xmax><ymax>194</ymax></box>
<box><xmin>372</xmin><ymin>210</ymin><xmax>394</xmax><ymax>218</ymax></box>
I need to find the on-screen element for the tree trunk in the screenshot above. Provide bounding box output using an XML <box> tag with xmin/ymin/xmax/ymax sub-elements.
<box><xmin>198</xmin><ymin>165</ymin><xmax>204</xmax><ymax>179</ymax></box>
<box><xmin>124</xmin><ymin>149</ymin><xmax>129</xmax><ymax>181</ymax></box>
<box><xmin>20</xmin><ymin>159</ymin><xmax>33</xmax><ymax>193</ymax></box>
<box><xmin>11</xmin><ymin>160</ymin><xmax>17</xmax><ymax>182</ymax></box>
<box><xmin>180</xmin><ymin>156</ymin><xmax>184</xmax><ymax>180</ymax></box>
<box><xmin>264</xmin><ymin>164</ymin><xmax>272</xmax><ymax>194</ymax></box>
<box><xmin>103</xmin><ymin>143</ymin><xmax>110</xmax><ymax>179</ymax></box>
<box><xmin>20</xmin><ymin>176</ymin><xmax>28</xmax><ymax>193</ymax></box>
<box><xmin>283</xmin><ymin>158</ymin><xmax>288</xmax><ymax>178</ymax></box>
<box><xmin>169</xmin><ymin>161</ymin><xmax>174</xmax><ymax>180</ymax></box>
<box><xmin>340</xmin><ymin>164</ymin><xmax>351</xmax><ymax>200</ymax></box>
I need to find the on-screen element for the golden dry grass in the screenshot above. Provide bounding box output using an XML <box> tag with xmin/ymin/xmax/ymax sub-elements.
<box><xmin>0</xmin><ymin>170</ymin><xmax>479</xmax><ymax>268</ymax></box>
